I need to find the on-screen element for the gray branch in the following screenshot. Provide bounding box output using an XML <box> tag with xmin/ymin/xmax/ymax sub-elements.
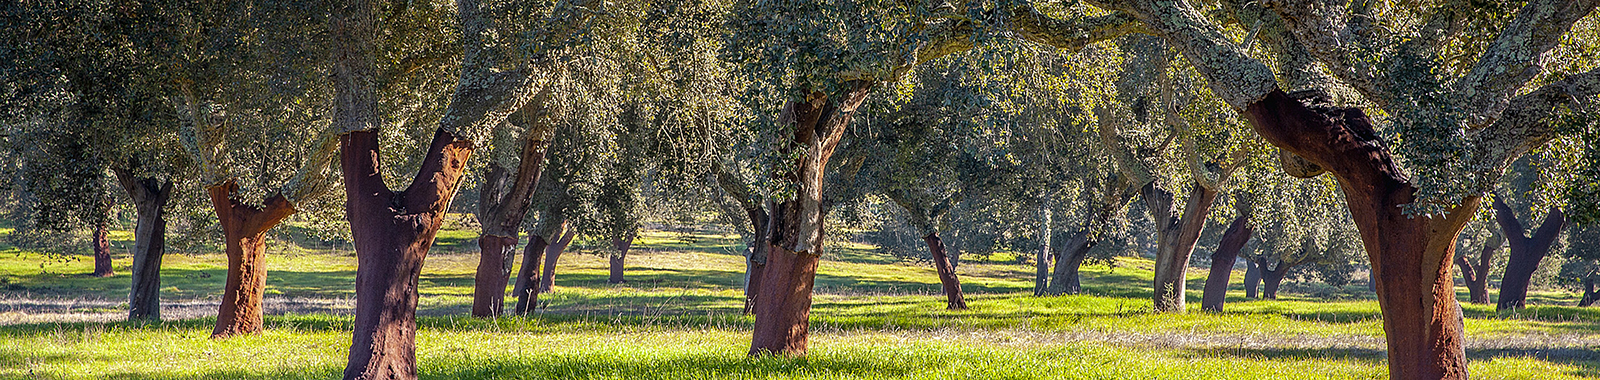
<box><xmin>1455</xmin><ymin>0</ymin><xmax>1599</xmax><ymax>127</ymax></box>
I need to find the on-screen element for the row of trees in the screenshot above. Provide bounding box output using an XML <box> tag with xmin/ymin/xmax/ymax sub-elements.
<box><xmin>3</xmin><ymin>0</ymin><xmax>1598</xmax><ymax>379</ymax></box>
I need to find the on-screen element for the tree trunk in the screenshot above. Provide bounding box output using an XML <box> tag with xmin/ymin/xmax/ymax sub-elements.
<box><xmin>113</xmin><ymin>169</ymin><xmax>172</xmax><ymax>321</ymax></box>
<box><xmin>208</xmin><ymin>180</ymin><xmax>297</xmax><ymax>338</ymax></box>
<box><xmin>1244</xmin><ymin>259</ymin><xmax>1261</xmax><ymax>299</ymax></box>
<box><xmin>1261</xmin><ymin>264</ymin><xmax>1289</xmax><ymax>299</ymax></box>
<box><xmin>749</xmin><ymin>82</ymin><xmax>874</xmax><ymax>357</ymax></box>
<box><xmin>743</xmin><ymin>205</ymin><xmax>770</xmax><ymax>315</ymax></box>
<box><xmin>91</xmin><ymin>218</ymin><xmax>114</xmax><ymax>278</ymax></box>
<box><xmin>1580</xmin><ymin>276</ymin><xmax>1597</xmax><ymax>307</ymax></box>
<box><xmin>1492</xmin><ymin>197</ymin><xmax>1566</xmax><ymax>311</ymax></box>
<box><xmin>339</xmin><ymin>129</ymin><xmax>473</xmax><ymax>380</ymax></box>
<box><xmin>1242</xmin><ymin>89</ymin><xmax>1478</xmax><ymax>379</ymax></box>
<box><xmin>608</xmin><ymin>230</ymin><xmax>634</xmax><ymax>284</ymax></box>
<box><xmin>1034</xmin><ymin>208</ymin><xmax>1051</xmax><ymax>296</ymax></box>
<box><xmin>1455</xmin><ymin>228</ymin><xmax>1500</xmax><ymax>305</ymax></box>
<box><xmin>512</xmin><ymin>234</ymin><xmax>549</xmax><ymax>314</ymax></box>
<box><xmin>470</xmin><ymin>128</ymin><xmax>550</xmax><ymax>317</ymax></box>
<box><xmin>1202</xmin><ymin>213</ymin><xmax>1253</xmax><ymax>312</ymax></box>
<box><xmin>538</xmin><ymin>224</ymin><xmax>577</xmax><ymax>292</ymax></box>
<box><xmin>1048</xmin><ymin>231</ymin><xmax>1093</xmax><ymax>295</ymax></box>
<box><xmin>1143</xmin><ymin>182</ymin><xmax>1219</xmax><ymax>313</ymax></box>
<box><xmin>923</xmin><ymin>232</ymin><xmax>967</xmax><ymax>310</ymax></box>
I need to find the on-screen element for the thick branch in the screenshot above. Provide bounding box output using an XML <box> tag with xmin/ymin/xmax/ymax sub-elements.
<box><xmin>1264</xmin><ymin>0</ymin><xmax>1391</xmax><ymax>106</ymax></box>
<box><xmin>1457</xmin><ymin>0</ymin><xmax>1599</xmax><ymax>127</ymax></box>
<box><xmin>1467</xmin><ymin>68</ymin><xmax>1600</xmax><ymax>179</ymax></box>
<box><xmin>1123</xmin><ymin>0</ymin><xmax>1277</xmax><ymax>108</ymax></box>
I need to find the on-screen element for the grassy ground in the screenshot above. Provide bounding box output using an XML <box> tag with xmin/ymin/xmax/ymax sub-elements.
<box><xmin>1</xmin><ymin>223</ymin><xmax>1597</xmax><ymax>379</ymax></box>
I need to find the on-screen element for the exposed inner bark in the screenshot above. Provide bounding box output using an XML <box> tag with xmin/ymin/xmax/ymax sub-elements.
<box><xmin>512</xmin><ymin>234</ymin><xmax>550</xmax><ymax>314</ymax></box>
<box><xmin>923</xmin><ymin>232</ymin><xmax>968</xmax><ymax>310</ymax></box>
<box><xmin>471</xmin><ymin>130</ymin><xmax>550</xmax><ymax>317</ymax></box>
<box><xmin>1243</xmin><ymin>260</ymin><xmax>1261</xmax><ymax>299</ymax></box>
<box><xmin>538</xmin><ymin>224</ymin><xmax>577</xmax><ymax>292</ymax></box>
<box><xmin>340</xmin><ymin>129</ymin><xmax>472</xmax><ymax>380</ymax></box>
<box><xmin>1143</xmin><ymin>182</ymin><xmax>1219</xmax><ymax>313</ymax></box>
<box><xmin>1242</xmin><ymin>90</ymin><xmax>1476</xmax><ymax>380</ymax></box>
<box><xmin>608</xmin><ymin>230</ymin><xmax>635</xmax><ymax>284</ymax></box>
<box><xmin>113</xmin><ymin>169</ymin><xmax>172</xmax><ymax>321</ymax></box>
<box><xmin>1455</xmin><ymin>227</ymin><xmax>1501</xmax><ymax>305</ymax></box>
<box><xmin>91</xmin><ymin>218</ymin><xmax>114</xmax><ymax>278</ymax></box>
<box><xmin>1491</xmin><ymin>197</ymin><xmax>1566</xmax><ymax>311</ymax></box>
<box><xmin>207</xmin><ymin>180</ymin><xmax>297</xmax><ymax>338</ymax></box>
<box><xmin>749</xmin><ymin>82</ymin><xmax>874</xmax><ymax>357</ymax></box>
<box><xmin>1202</xmin><ymin>212</ymin><xmax>1253</xmax><ymax>312</ymax></box>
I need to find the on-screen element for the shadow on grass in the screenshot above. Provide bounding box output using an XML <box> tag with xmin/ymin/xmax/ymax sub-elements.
<box><xmin>1186</xmin><ymin>346</ymin><xmax>1600</xmax><ymax>371</ymax></box>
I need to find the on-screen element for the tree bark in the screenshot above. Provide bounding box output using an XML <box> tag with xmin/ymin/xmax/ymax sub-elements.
<box><xmin>339</xmin><ymin>129</ymin><xmax>472</xmax><ymax>380</ymax></box>
<box><xmin>923</xmin><ymin>232</ymin><xmax>967</xmax><ymax>310</ymax></box>
<box><xmin>1048</xmin><ymin>231</ymin><xmax>1093</xmax><ymax>295</ymax></box>
<box><xmin>1143</xmin><ymin>182</ymin><xmax>1219</xmax><ymax>313</ymax></box>
<box><xmin>538</xmin><ymin>223</ymin><xmax>577</xmax><ymax>292</ymax></box>
<box><xmin>1260</xmin><ymin>262</ymin><xmax>1290</xmax><ymax>299</ymax></box>
<box><xmin>470</xmin><ymin>131</ymin><xmax>550</xmax><ymax>317</ymax></box>
<box><xmin>1034</xmin><ymin>208</ymin><xmax>1052</xmax><ymax>296</ymax></box>
<box><xmin>207</xmin><ymin>180</ymin><xmax>297</xmax><ymax>338</ymax></box>
<box><xmin>1455</xmin><ymin>227</ymin><xmax>1501</xmax><ymax>305</ymax></box>
<box><xmin>1241</xmin><ymin>89</ymin><xmax>1478</xmax><ymax>380</ymax></box>
<box><xmin>749</xmin><ymin>82</ymin><xmax>874</xmax><ymax>357</ymax></box>
<box><xmin>1580</xmin><ymin>276</ymin><xmax>1597</xmax><ymax>307</ymax></box>
<box><xmin>1492</xmin><ymin>197</ymin><xmax>1566</xmax><ymax>311</ymax></box>
<box><xmin>91</xmin><ymin>218</ymin><xmax>114</xmax><ymax>278</ymax></box>
<box><xmin>1202</xmin><ymin>213</ymin><xmax>1253</xmax><ymax>311</ymax></box>
<box><xmin>512</xmin><ymin>234</ymin><xmax>549</xmax><ymax>314</ymax></box>
<box><xmin>1244</xmin><ymin>259</ymin><xmax>1261</xmax><ymax>299</ymax></box>
<box><xmin>608</xmin><ymin>230</ymin><xmax>634</xmax><ymax>284</ymax></box>
<box><xmin>113</xmin><ymin>169</ymin><xmax>172</xmax><ymax>321</ymax></box>
<box><xmin>741</xmin><ymin>202</ymin><xmax>769</xmax><ymax>315</ymax></box>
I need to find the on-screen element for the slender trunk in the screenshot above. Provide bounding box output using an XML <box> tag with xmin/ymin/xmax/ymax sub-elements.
<box><xmin>1492</xmin><ymin>197</ymin><xmax>1566</xmax><ymax>311</ymax></box>
<box><xmin>208</xmin><ymin>180</ymin><xmax>297</xmax><ymax>338</ymax></box>
<box><xmin>1048</xmin><ymin>231</ymin><xmax>1093</xmax><ymax>295</ymax></box>
<box><xmin>1144</xmin><ymin>182</ymin><xmax>1219</xmax><ymax>313</ymax></box>
<box><xmin>1243</xmin><ymin>90</ymin><xmax>1477</xmax><ymax>379</ymax></box>
<box><xmin>339</xmin><ymin>129</ymin><xmax>473</xmax><ymax>380</ymax></box>
<box><xmin>1202</xmin><ymin>213</ymin><xmax>1253</xmax><ymax>312</ymax></box>
<box><xmin>471</xmin><ymin>128</ymin><xmax>550</xmax><ymax>317</ymax></box>
<box><xmin>923</xmin><ymin>232</ymin><xmax>967</xmax><ymax>310</ymax></box>
<box><xmin>91</xmin><ymin>219</ymin><xmax>114</xmax><ymax>278</ymax></box>
<box><xmin>1244</xmin><ymin>259</ymin><xmax>1261</xmax><ymax>298</ymax></box>
<box><xmin>1455</xmin><ymin>228</ymin><xmax>1500</xmax><ymax>305</ymax></box>
<box><xmin>512</xmin><ymin>234</ymin><xmax>549</xmax><ymax>314</ymax></box>
<box><xmin>749</xmin><ymin>81</ymin><xmax>874</xmax><ymax>357</ymax></box>
<box><xmin>1580</xmin><ymin>276</ymin><xmax>1597</xmax><ymax>307</ymax></box>
<box><xmin>743</xmin><ymin>206</ymin><xmax>770</xmax><ymax>315</ymax></box>
<box><xmin>1034</xmin><ymin>209</ymin><xmax>1052</xmax><ymax>296</ymax></box>
<box><xmin>538</xmin><ymin>224</ymin><xmax>577</xmax><ymax>292</ymax></box>
<box><xmin>608</xmin><ymin>230</ymin><xmax>634</xmax><ymax>284</ymax></box>
<box><xmin>113</xmin><ymin>169</ymin><xmax>172</xmax><ymax>321</ymax></box>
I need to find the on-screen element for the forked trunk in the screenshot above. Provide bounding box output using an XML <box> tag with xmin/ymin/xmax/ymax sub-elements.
<box><xmin>1257</xmin><ymin>259</ymin><xmax>1295</xmax><ymax>300</ymax></box>
<box><xmin>749</xmin><ymin>82</ymin><xmax>874</xmax><ymax>357</ymax></box>
<box><xmin>208</xmin><ymin>180</ymin><xmax>297</xmax><ymax>338</ymax></box>
<box><xmin>114</xmin><ymin>169</ymin><xmax>172</xmax><ymax>321</ymax></box>
<box><xmin>1033</xmin><ymin>209</ymin><xmax>1051</xmax><ymax>296</ymax></box>
<box><xmin>923</xmin><ymin>232</ymin><xmax>967</xmax><ymax>310</ymax></box>
<box><xmin>91</xmin><ymin>219</ymin><xmax>114</xmax><ymax>278</ymax></box>
<box><xmin>608</xmin><ymin>231</ymin><xmax>634</xmax><ymax>284</ymax></box>
<box><xmin>1047</xmin><ymin>231</ymin><xmax>1092</xmax><ymax>295</ymax></box>
<box><xmin>1454</xmin><ymin>228</ymin><xmax>1500</xmax><ymax>305</ymax></box>
<box><xmin>538</xmin><ymin>225</ymin><xmax>577</xmax><ymax>292</ymax></box>
<box><xmin>1144</xmin><ymin>182</ymin><xmax>1219</xmax><ymax>313</ymax></box>
<box><xmin>471</xmin><ymin>129</ymin><xmax>550</xmax><ymax>317</ymax></box>
<box><xmin>340</xmin><ymin>129</ymin><xmax>472</xmax><ymax>380</ymax></box>
<box><xmin>1202</xmin><ymin>213</ymin><xmax>1253</xmax><ymax>312</ymax></box>
<box><xmin>1243</xmin><ymin>90</ymin><xmax>1477</xmax><ymax>379</ymax></box>
<box><xmin>1244</xmin><ymin>260</ymin><xmax>1261</xmax><ymax>299</ymax></box>
<box><xmin>1492</xmin><ymin>197</ymin><xmax>1565</xmax><ymax>311</ymax></box>
<box><xmin>512</xmin><ymin>234</ymin><xmax>550</xmax><ymax>314</ymax></box>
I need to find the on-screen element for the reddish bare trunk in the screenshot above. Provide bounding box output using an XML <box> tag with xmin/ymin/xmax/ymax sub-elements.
<box><xmin>1202</xmin><ymin>213</ymin><xmax>1253</xmax><ymax>312</ymax></box>
<box><xmin>208</xmin><ymin>180</ymin><xmax>297</xmax><ymax>338</ymax></box>
<box><xmin>1243</xmin><ymin>90</ymin><xmax>1475</xmax><ymax>379</ymax></box>
<box><xmin>113</xmin><ymin>169</ymin><xmax>171</xmax><ymax>321</ymax></box>
<box><xmin>749</xmin><ymin>82</ymin><xmax>874</xmax><ymax>357</ymax></box>
<box><xmin>512</xmin><ymin>234</ymin><xmax>549</xmax><ymax>314</ymax></box>
<box><xmin>1492</xmin><ymin>197</ymin><xmax>1565</xmax><ymax>311</ymax></box>
<box><xmin>340</xmin><ymin>129</ymin><xmax>472</xmax><ymax>380</ymax></box>
<box><xmin>608</xmin><ymin>231</ymin><xmax>633</xmax><ymax>284</ymax></box>
<box><xmin>91</xmin><ymin>220</ymin><xmax>114</xmax><ymax>277</ymax></box>
<box><xmin>538</xmin><ymin>225</ymin><xmax>576</xmax><ymax>292</ymax></box>
<box><xmin>471</xmin><ymin>132</ymin><xmax>549</xmax><ymax>317</ymax></box>
<box><xmin>923</xmin><ymin>233</ymin><xmax>967</xmax><ymax>310</ymax></box>
<box><xmin>1455</xmin><ymin>229</ymin><xmax>1500</xmax><ymax>305</ymax></box>
<box><xmin>1144</xmin><ymin>182</ymin><xmax>1219</xmax><ymax>313</ymax></box>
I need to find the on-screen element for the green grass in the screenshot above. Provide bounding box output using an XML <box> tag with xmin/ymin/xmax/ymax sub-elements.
<box><xmin>1</xmin><ymin>225</ymin><xmax>1597</xmax><ymax>379</ymax></box>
